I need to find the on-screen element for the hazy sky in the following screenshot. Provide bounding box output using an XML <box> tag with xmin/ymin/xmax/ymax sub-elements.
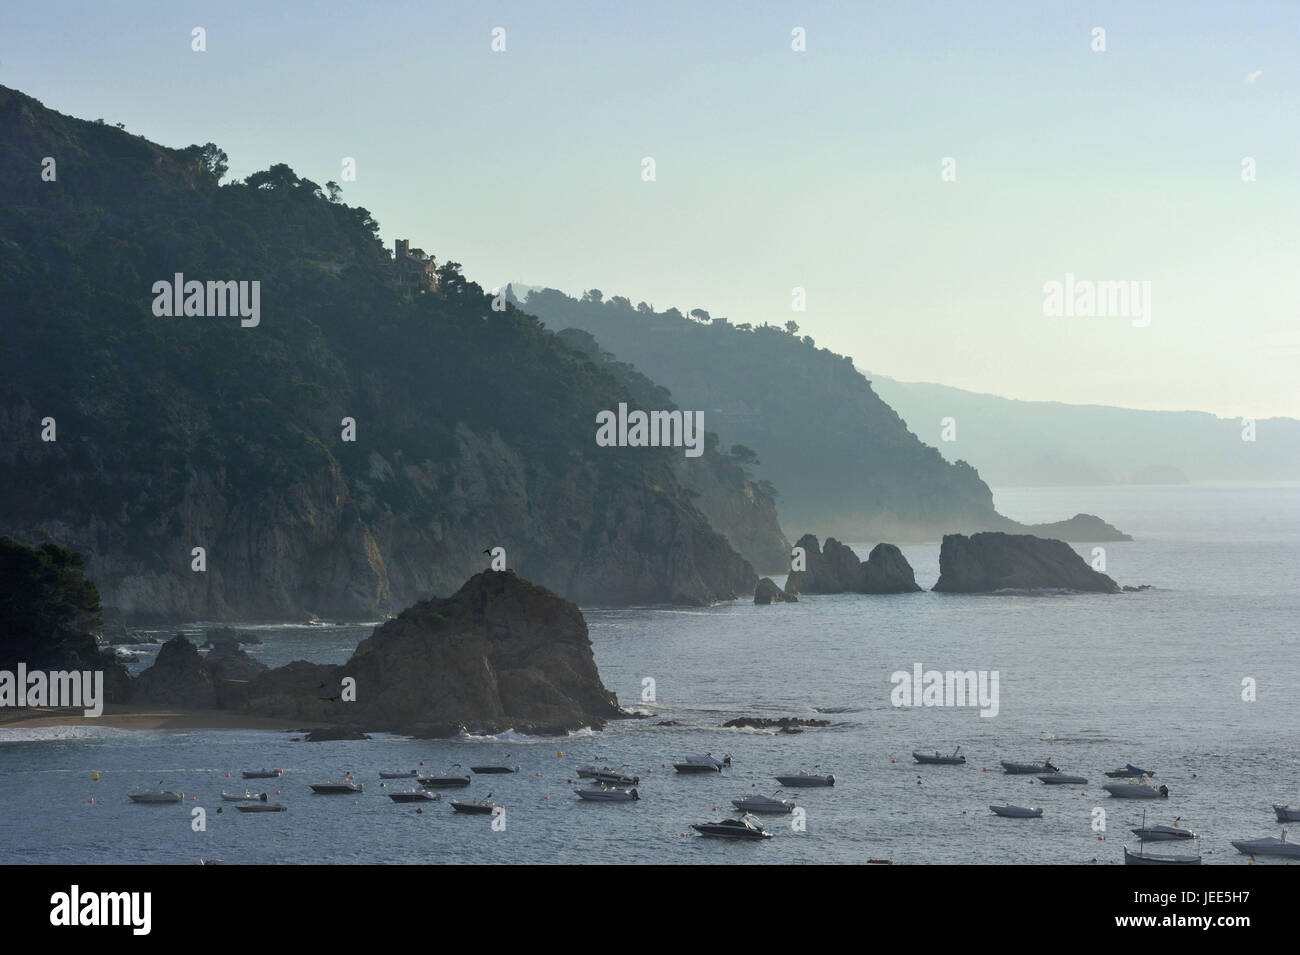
<box><xmin>5</xmin><ymin>1</ymin><xmax>1297</xmax><ymax>417</ymax></box>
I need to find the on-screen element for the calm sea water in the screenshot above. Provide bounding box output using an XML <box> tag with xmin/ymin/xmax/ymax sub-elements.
<box><xmin>2</xmin><ymin>484</ymin><xmax>1297</xmax><ymax>864</ymax></box>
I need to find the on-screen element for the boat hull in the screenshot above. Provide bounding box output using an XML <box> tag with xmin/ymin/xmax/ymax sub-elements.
<box><xmin>418</xmin><ymin>776</ymin><xmax>471</xmax><ymax>788</ymax></box>
<box><xmin>912</xmin><ymin>753</ymin><xmax>965</xmax><ymax>765</ymax></box>
<box><xmin>774</xmin><ymin>775</ymin><xmax>834</xmax><ymax>787</ymax></box>
<box><xmin>1124</xmin><ymin>846</ymin><xmax>1201</xmax><ymax>866</ymax></box>
<box><xmin>1038</xmin><ymin>775</ymin><xmax>1087</xmax><ymax>785</ymax></box>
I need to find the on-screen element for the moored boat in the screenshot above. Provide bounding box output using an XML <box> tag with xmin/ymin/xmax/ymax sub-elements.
<box><xmin>450</xmin><ymin>794</ymin><xmax>501</xmax><ymax>814</ymax></box>
<box><xmin>310</xmin><ymin>780</ymin><xmax>362</xmax><ymax>794</ymax></box>
<box><xmin>129</xmin><ymin>788</ymin><xmax>184</xmax><ymax>803</ymax></box>
<box><xmin>575</xmin><ymin>785</ymin><xmax>639</xmax><ymax>802</ymax></box>
<box><xmin>1231</xmin><ymin>831</ymin><xmax>1300</xmax><ymax>859</ymax></box>
<box><xmin>732</xmin><ymin>792</ymin><xmax>796</xmax><ymax>814</ymax></box>
<box><xmin>388</xmin><ymin>790</ymin><xmax>440</xmax><ymax>803</ymax></box>
<box><xmin>1001</xmin><ymin>759</ymin><xmax>1058</xmax><ymax>775</ymax></box>
<box><xmin>691</xmin><ymin>813</ymin><xmax>772</xmax><ymax>839</ymax></box>
<box><xmin>1124</xmin><ymin>844</ymin><xmax>1201</xmax><ymax>866</ymax></box>
<box><xmin>674</xmin><ymin>754</ymin><xmax>731</xmax><ymax>774</ymax></box>
<box><xmin>1102</xmin><ymin>776</ymin><xmax>1167</xmax><ymax>799</ymax></box>
<box><xmin>1274</xmin><ymin>805</ymin><xmax>1300</xmax><ymax>823</ymax></box>
<box><xmin>236</xmin><ymin>802</ymin><xmax>286</xmax><ymax>813</ymax></box>
<box><xmin>990</xmin><ymin>803</ymin><xmax>1043</xmax><ymax>818</ymax></box>
<box><xmin>774</xmin><ymin>771</ymin><xmax>834</xmax><ymax>787</ymax></box>
<box><xmin>241</xmin><ymin>769</ymin><xmax>281</xmax><ymax>779</ymax></box>
<box><xmin>912</xmin><ymin>747</ymin><xmax>965</xmax><ymax>765</ymax></box>
<box><xmin>1038</xmin><ymin>774</ymin><xmax>1088</xmax><ymax>785</ymax></box>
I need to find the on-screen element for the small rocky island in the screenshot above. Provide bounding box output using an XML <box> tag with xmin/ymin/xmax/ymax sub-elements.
<box><xmin>931</xmin><ymin>532</ymin><xmax>1121</xmax><ymax>593</ymax></box>
<box><xmin>784</xmin><ymin>534</ymin><xmax>922</xmax><ymax>595</ymax></box>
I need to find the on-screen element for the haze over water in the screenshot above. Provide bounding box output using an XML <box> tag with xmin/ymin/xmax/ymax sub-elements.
<box><xmin>2</xmin><ymin>484</ymin><xmax>1295</xmax><ymax>864</ymax></box>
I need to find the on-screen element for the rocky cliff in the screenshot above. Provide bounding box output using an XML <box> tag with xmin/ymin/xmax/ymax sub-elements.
<box><xmin>785</xmin><ymin>534</ymin><xmax>922</xmax><ymax>595</ymax></box>
<box><xmin>931</xmin><ymin>532</ymin><xmax>1121</xmax><ymax>593</ymax></box>
<box><xmin>0</xmin><ymin>85</ymin><xmax>755</xmax><ymax>620</ymax></box>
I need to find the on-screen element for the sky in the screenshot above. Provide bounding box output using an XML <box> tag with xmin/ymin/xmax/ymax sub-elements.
<box><xmin>4</xmin><ymin>0</ymin><xmax>1298</xmax><ymax>417</ymax></box>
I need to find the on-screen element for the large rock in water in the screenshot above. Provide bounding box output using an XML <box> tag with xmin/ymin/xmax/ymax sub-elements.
<box><xmin>242</xmin><ymin>570</ymin><xmax>622</xmax><ymax>737</ymax></box>
<box><xmin>932</xmin><ymin>532</ymin><xmax>1121</xmax><ymax>593</ymax></box>
<box><xmin>785</xmin><ymin>534</ymin><xmax>922</xmax><ymax>595</ymax></box>
<box><xmin>754</xmin><ymin>577</ymin><xmax>797</xmax><ymax>604</ymax></box>
<box><xmin>131</xmin><ymin>635</ymin><xmax>217</xmax><ymax>707</ymax></box>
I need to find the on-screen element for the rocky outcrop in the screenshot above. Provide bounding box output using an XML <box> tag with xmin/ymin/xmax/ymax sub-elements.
<box><xmin>131</xmin><ymin>635</ymin><xmax>217</xmax><ymax>708</ymax></box>
<box><xmin>784</xmin><ymin>535</ymin><xmax>922</xmax><ymax>595</ymax></box>
<box><xmin>237</xmin><ymin>570</ymin><xmax>622</xmax><ymax>737</ymax></box>
<box><xmin>205</xmin><ymin>642</ymin><xmax>268</xmax><ymax>683</ymax></box>
<box><xmin>1021</xmin><ymin>513</ymin><xmax>1132</xmax><ymax>542</ymax></box>
<box><xmin>723</xmin><ymin>716</ymin><xmax>829</xmax><ymax>730</ymax></box>
<box><xmin>932</xmin><ymin>532</ymin><xmax>1121</xmax><ymax>593</ymax></box>
<box><xmin>754</xmin><ymin>577</ymin><xmax>797</xmax><ymax>604</ymax></box>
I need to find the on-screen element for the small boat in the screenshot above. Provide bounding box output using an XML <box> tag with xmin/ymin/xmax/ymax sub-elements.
<box><xmin>1038</xmin><ymin>774</ymin><xmax>1088</xmax><ymax>785</ymax></box>
<box><xmin>774</xmin><ymin>771</ymin><xmax>834</xmax><ymax>787</ymax></box>
<box><xmin>990</xmin><ymin>804</ymin><xmax>1043</xmax><ymax>818</ymax></box>
<box><xmin>221</xmin><ymin>791</ymin><xmax>268</xmax><ymax>802</ymax></box>
<box><xmin>470</xmin><ymin>765</ymin><xmax>519</xmax><ymax>775</ymax></box>
<box><xmin>451</xmin><ymin>794</ymin><xmax>500</xmax><ymax>814</ymax></box>
<box><xmin>1132</xmin><ymin>824</ymin><xmax>1195</xmax><ymax>841</ymax></box>
<box><xmin>674</xmin><ymin>754</ymin><xmax>731</xmax><ymax>774</ymax></box>
<box><xmin>1231</xmin><ymin>831</ymin><xmax>1300</xmax><ymax>859</ymax></box>
<box><xmin>691</xmin><ymin>813</ymin><xmax>773</xmax><ymax>839</ymax></box>
<box><xmin>1274</xmin><ymin>805</ymin><xmax>1300</xmax><ymax>823</ymax></box>
<box><xmin>732</xmin><ymin>792</ymin><xmax>796</xmax><ymax>814</ymax></box>
<box><xmin>388</xmin><ymin>790</ymin><xmax>440</xmax><ymax>803</ymax></box>
<box><xmin>1102</xmin><ymin>776</ymin><xmax>1168</xmax><ymax>799</ymax></box>
<box><xmin>129</xmin><ymin>788</ymin><xmax>184</xmax><ymax>803</ymax></box>
<box><xmin>241</xmin><ymin>769</ymin><xmax>282</xmax><ymax>779</ymax></box>
<box><xmin>418</xmin><ymin>773</ymin><xmax>471</xmax><ymax>788</ymax></box>
<box><xmin>235</xmin><ymin>802</ymin><xmax>286</xmax><ymax>813</ymax></box>
<box><xmin>912</xmin><ymin>747</ymin><xmax>965</xmax><ymax>765</ymax></box>
<box><xmin>575</xmin><ymin>786</ymin><xmax>639</xmax><ymax>802</ymax></box>
<box><xmin>310</xmin><ymin>780</ymin><xmax>362</xmax><ymax>794</ymax></box>
<box><xmin>576</xmin><ymin>765</ymin><xmax>640</xmax><ymax>786</ymax></box>
<box><xmin>378</xmin><ymin>770</ymin><xmax>417</xmax><ymax>779</ymax></box>
<box><xmin>1124</xmin><ymin>844</ymin><xmax>1201</xmax><ymax>866</ymax></box>
<box><xmin>1001</xmin><ymin>760</ymin><xmax>1058</xmax><ymax>775</ymax></box>
<box><xmin>1105</xmin><ymin>763</ymin><xmax>1155</xmax><ymax>778</ymax></box>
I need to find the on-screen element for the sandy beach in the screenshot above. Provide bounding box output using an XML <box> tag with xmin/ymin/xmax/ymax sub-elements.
<box><xmin>0</xmin><ymin>705</ymin><xmax>321</xmax><ymax>732</ymax></box>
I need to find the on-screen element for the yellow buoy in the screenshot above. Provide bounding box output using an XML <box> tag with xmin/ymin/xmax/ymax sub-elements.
<box><xmin>556</xmin><ymin>750</ymin><xmax>563</xmax><ymax>758</ymax></box>
<box><xmin>92</xmin><ymin>772</ymin><xmax>100</xmax><ymax>781</ymax></box>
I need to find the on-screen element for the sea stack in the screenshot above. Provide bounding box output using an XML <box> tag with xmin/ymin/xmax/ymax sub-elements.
<box><xmin>784</xmin><ymin>534</ymin><xmax>922</xmax><ymax>595</ymax></box>
<box><xmin>931</xmin><ymin>532</ymin><xmax>1121</xmax><ymax>593</ymax></box>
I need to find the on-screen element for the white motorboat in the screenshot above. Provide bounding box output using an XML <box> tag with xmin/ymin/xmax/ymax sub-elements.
<box><xmin>1105</xmin><ymin>763</ymin><xmax>1155</xmax><ymax>778</ymax></box>
<box><xmin>1038</xmin><ymin>774</ymin><xmax>1088</xmax><ymax>785</ymax></box>
<box><xmin>1124</xmin><ymin>844</ymin><xmax>1201</xmax><ymax>865</ymax></box>
<box><xmin>1231</xmin><ymin>831</ymin><xmax>1300</xmax><ymax>859</ymax></box>
<box><xmin>674</xmin><ymin>753</ymin><xmax>731</xmax><ymax>773</ymax></box>
<box><xmin>1132</xmin><ymin>823</ymin><xmax>1195</xmax><ymax>841</ymax></box>
<box><xmin>774</xmin><ymin>771</ymin><xmax>834</xmax><ymax>787</ymax></box>
<box><xmin>388</xmin><ymin>790</ymin><xmax>440</xmax><ymax>803</ymax></box>
<box><xmin>912</xmin><ymin>747</ymin><xmax>965</xmax><ymax>765</ymax></box>
<box><xmin>418</xmin><ymin>767</ymin><xmax>471</xmax><ymax>788</ymax></box>
<box><xmin>310</xmin><ymin>780</ymin><xmax>362</xmax><ymax>794</ymax></box>
<box><xmin>451</xmin><ymin>794</ymin><xmax>500</xmax><ymax>814</ymax></box>
<box><xmin>576</xmin><ymin>765</ymin><xmax>640</xmax><ymax>786</ymax></box>
<box><xmin>129</xmin><ymin>788</ymin><xmax>184</xmax><ymax>803</ymax></box>
<box><xmin>575</xmin><ymin>785</ymin><xmax>639</xmax><ymax>802</ymax></box>
<box><xmin>692</xmin><ymin>813</ymin><xmax>772</xmax><ymax>839</ymax></box>
<box><xmin>1102</xmin><ymin>776</ymin><xmax>1168</xmax><ymax>799</ymax></box>
<box><xmin>1274</xmin><ymin>805</ymin><xmax>1300</xmax><ymax>823</ymax></box>
<box><xmin>1001</xmin><ymin>760</ymin><xmax>1058</xmax><ymax>775</ymax></box>
<box><xmin>990</xmin><ymin>803</ymin><xmax>1043</xmax><ymax>818</ymax></box>
<box><xmin>241</xmin><ymin>769</ymin><xmax>281</xmax><ymax>779</ymax></box>
<box><xmin>732</xmin><ymin>792</ymin><xmax>796</xmax><ymax>814</ymax></box>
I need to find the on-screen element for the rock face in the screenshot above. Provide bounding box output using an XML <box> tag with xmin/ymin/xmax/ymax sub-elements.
<box><xmin>754</xmin><ymin>577</ymin><xmax>797</xmax><ymax>604</ymax></box>
<box><xmin>784</xmin><ymin>535</ymin><xmax>922</xmax><ymax>595</ymax></box>
<box><xmin>1022</xmin><ymin>513</ymin><xmax>1132</xmax><ymax>543</ymax></box>
<box><xmin>206</xmin><ymin>643</ymin><xmax>269</xmax><ymax>683</ymax></box>
<box><xmin>239</xmin><ymin>570</ymin><xmax>622</xmax><ymax>737</ymax></box>
<box><xmin>131</xmin><ymin>635</ymin><xmax>218</xmax><ymax>708</ymax></box>
<box><xmin>932</xmin><ymin>532</ymin><xmax>1121</xmax><ymax>593</ymax></box>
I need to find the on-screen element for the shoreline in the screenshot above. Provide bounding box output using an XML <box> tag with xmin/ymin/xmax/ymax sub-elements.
<box><xmin>0</xmin><ymin>705</ymin><xmax>322</xmax><ymax>732</ymax></box>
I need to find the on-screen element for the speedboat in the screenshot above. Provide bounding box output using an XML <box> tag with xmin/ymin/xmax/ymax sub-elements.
<box><xmin>388</xmin><ymin>790</ymin><xmax>440</xmax><ymax>803</ymax></box>
<box><xmin>129</xmin><ymin>789</ymin><xmax>184</xmax><ymax>803</ymax></box>
<box><xmin>1274</xmin><ymin>805</ymin><xmax>1300</xmax><ymax>823</ymax></box>
<box><xmin>378</xmin><ymin>770</ymin><xmax>417</xmax><ymax>779</ymax></box>
<box><xmin>1124</xmin><ymin>844</ymin><xmax>1201</xmax><ymax>866</ymax></box>
<box><xmin>1102</xmin><ymin>776</ymin><xmax>1167</xmax><ymax>799</ymax></box>
<box><xmin>576</xmin><ymin>765</ymin><xmax>640</xmax><ymax>786</ymax></box>
<box><xmin>235</xmin><ymin>802</ymin><xmax>286</xmax><ymax>813</ymax></box>
<box><xmin>732</xmin><ymin>792</ymin><xmax>796</xmax><ymax>814</ymax></box>
<box><xmin>1105</xmin><ymin>763</ymin><xmax>1155</xmax><ymax>778</ymax></box>
<box><xmin>1038</xmin><ymin>774</ymin><xmax>1088</xmax><ymax>785</ymax></box>
<box><xmin>674</xmin><ymin>754</ymin><xmax>731</xmax><ymax>773</ymax></box>
<box><xmin>450</xmin><ymin>795</ymin><xmax>500</xmax><ymax>814</ymax></box>
<box><xmin>912</xmin><ymin>747</ymin><xmax>965</xmax><ymax>765</ymax></box>
<box><xmin>222</xmin><ymin>791</ymin><xmax>268</xmax><ymax>802</ymax></box>
<box><xmin>1231</xmin><ymin>831</ymin><xmax>1300</xmax><ymax>859</ymax></box>
<box><xmin>470</xmin><ymin>765</ymin><xmax>519</xmax><ymax>774</ymax></box>
<box><xmin>1132</xmin><ymin>824</ymin><xmax>1195</xmax><ymax>841</ymax></box>
<box><xmin>418</xmin><ymin>766</ymin><xmax>471</xmax><ymax>788</ymax></box>
<box><xmin>1001</xmin><ymin>760</ymin><xmax>1058</xmax><ymax>775</ymax></box>
<box><xmin>575</xmin><ymin>785</ymin><xmax>639</xmax><ymax>802</ymax></box>
<box><xmin>241</xmin><ymin>769</ymin><xmax>281</xmax><ymax>779</ymax></box>
<box><xmin>310</xmin><ymin>780</ymin><xmax>362</xmax><ymax>794</ymax></box>
<box><xmin>990</xmin><ymin>804</ymin><xmax>1043</xmax><ymax>818</ymax></box>
<box><xmin>774</xmin><ymin>771</ymin><xmax>834</xmax><ymax>787</ymax></box>
<box><xmin>691</xmin><ymin>813</ymin><xmax>772</xmax><ymax>839</ymax></box>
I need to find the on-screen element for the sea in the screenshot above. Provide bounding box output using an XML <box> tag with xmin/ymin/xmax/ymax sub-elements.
<box><xmin>2</xmin><ymin>484</ymin><xmax>1297</xmax><ymax>865</ymax></box>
